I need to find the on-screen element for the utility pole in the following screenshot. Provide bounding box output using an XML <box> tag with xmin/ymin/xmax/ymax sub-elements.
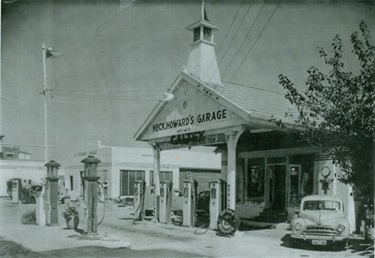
<box><xmin>41</xmin><ymin>43</ymin><xmax>48</xmax><ymax>164</ymax></box>
<box><xmin>40</xmin><ymin>44</ymin><xmax>62</xmax><ymax>163</ymax></box>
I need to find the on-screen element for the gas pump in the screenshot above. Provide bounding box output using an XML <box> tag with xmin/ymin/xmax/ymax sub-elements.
<box><xmin>133</xmin><ymin>180</ymin><xmax>146</xmax><ymax>221</ymax></box>
<box><xmin>45</xmin><ymin>160</ymin><xmax>60</xmax><ymax>226</ymax></box>
<box><xmin>81</xmin><ymin>155</ymin><xmax>101</xmax><ymax>235</ymax></box>
<box><xmin>159</xmin><ymin>181</ymin><xmax>172</xmax><ymax>224</ymax></box>
<box><xmin>182</xmin><ymin>179</ymin><xmax>197</xmax><ymax>227</ymax></box>
<box><xmin>209</xmin><ymin>179</ymin><xmax>227</xmax><ymax>229</ymax></box>
<box><xmin>11</xmin><ymin>179</ymin><xmax>21</xmax><ymax>204</ymax></box>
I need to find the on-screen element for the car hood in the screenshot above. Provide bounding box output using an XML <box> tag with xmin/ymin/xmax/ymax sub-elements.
<box><xmin>299</xmin><ymin>210</ymin><xmax>346</xmax><ymax>225</ymax></box>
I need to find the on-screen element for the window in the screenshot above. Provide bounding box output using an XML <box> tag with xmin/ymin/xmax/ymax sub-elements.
<box><xmin>246</xmin><ymin>158</ymin><xmax>265</xmax><ymax>202</ymax></box>
<box><xmin>303</xmin><ymin>200</ymin><xmax>341</xmax><ymax>211</ymax></box>
<box><xmin>70</xmin><ymin>176</ymin><xmax>73</xmax><ymax>191</ymax></box>
<box><xmin>6</xmin><ymin>152</ymin><xmax>14</xmax><ymax>159</ymax></box>
<box><xmin>267</xmin><ymin>156</ymin><xmax>286</xmax><ymax>164</ymax></box>
<box><xmin>193</xmin><ymin>27</ymin><xmax>200</xmax><ymax>42</ymax></box>
<box><xmin>150</xmin><ymin>171</ymin><xmax>173</xmax><ymax>186</ymax></box>
<box><xmin>120</xmin><ymin>170</ymin><xmax>145</xmax><ymax>196</ymax></box>
<box><xmin>203</xmin><ymin>27</ymin><xmax>212</xmax><ymax>41</ymax></box>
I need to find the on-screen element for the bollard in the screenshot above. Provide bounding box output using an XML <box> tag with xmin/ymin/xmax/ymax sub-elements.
<box><xmin>34</xmin><ymin>185</ymin><xmax>46</xmax><ymax>226</ymax></box>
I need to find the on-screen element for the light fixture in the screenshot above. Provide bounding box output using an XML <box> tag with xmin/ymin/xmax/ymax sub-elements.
<box><xmin>162</xmin><ymin>92</ymin><xmax>174</xmax><ymax>102</ymax></box>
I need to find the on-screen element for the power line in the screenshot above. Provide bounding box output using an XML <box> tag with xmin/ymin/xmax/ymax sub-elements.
<box><xmin>51</xmin><ymin>88</ymin><xmax>163</xmax><ymax>93</ymax></box>
<box><xmin>230</xmin><ymin>0</ymin><xmax>280</xmax><ymax>81</ymax></box>
<box><xmin>52</xmin><ymin>90</ymin><xmax>161</xmax><ymax>98</ymax></box>
<box><xmin>213</xmin><ymin>0</ymin><xmax>255</xmax><ymax>80</ymax></box>
<box><xmin>222</xmin><ymin>80</ymin><xmax>285</xmax><ymax>95</ymax></box>
<box><xmin>50</xmin><ymin>93</ymin><xmax>159</xmax><ymax>102</ymax></box>
<box><xmin>221</xmin><ymin>0</ymin><xmax>267</xmax><ymax>79</ymax></box>
<box><xmin>201</xmin><ymin>0</ymin><xmax>248</xmax><ymax>80</ymax></box>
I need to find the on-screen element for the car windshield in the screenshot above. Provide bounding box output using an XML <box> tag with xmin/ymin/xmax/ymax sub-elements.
<box><xmin>199</xmin><ymin>191</ymin><xmax>209</xmax><ymax>198</ymax></box>
<box><xmin>303</xmin><ymin>200</ymin><xmax>341</xmax><ymax>211</ymax></box>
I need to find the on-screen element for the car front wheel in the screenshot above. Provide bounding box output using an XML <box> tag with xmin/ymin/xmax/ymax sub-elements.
<box><xmin>333</xmin><ymin>241</ymin><xmax>347</xmax><ymax>251</ymax></box>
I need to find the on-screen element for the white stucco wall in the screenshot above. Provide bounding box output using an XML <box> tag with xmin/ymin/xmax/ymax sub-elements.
<box><xmin>315</xmin><ymin>159</ymin><xmax>356</xmax><ymax>233</ymax></box>
<box><xmin>63</xmin><ymin>146</ymin><xmax>220</xmax><ymax>200</ymax></box>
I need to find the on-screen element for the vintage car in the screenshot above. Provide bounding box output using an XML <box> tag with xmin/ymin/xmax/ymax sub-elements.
<box><xmin>196</xmin><ymin>190</ymin><xmax>210</xmax><ymax>216</ymax></box>
<box><xmin>290</xmin><ymin>195</ymin><xmax>349</xmax><ymax>250</ymax></box>
<box><xmin>171</xmin><ymin>188</ymin><xmax>183</xmax><ymax>211</ymax></box>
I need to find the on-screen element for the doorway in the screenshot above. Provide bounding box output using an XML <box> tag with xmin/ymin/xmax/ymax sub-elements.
<box><xmin>268</xmin><ymin>164</ymin><xmax>286</xmax><ymax>210</ymax></box>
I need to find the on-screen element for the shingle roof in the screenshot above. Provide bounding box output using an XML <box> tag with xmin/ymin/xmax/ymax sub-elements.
<box><xmin>208</xmin><ymin>81</ymin><xmax>299</xmax><ymax>125</ymax></box>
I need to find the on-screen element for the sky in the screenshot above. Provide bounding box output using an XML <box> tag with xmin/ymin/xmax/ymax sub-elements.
<box><xmin>1</xmin><ymin>0</ymin><xmax>375</xmax><ymax>165</ymax></box>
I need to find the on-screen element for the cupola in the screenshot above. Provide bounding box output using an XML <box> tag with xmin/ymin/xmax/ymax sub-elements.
<box><xmin>185</xmin><ymin>1</ymin><xmax>222</xmax><ymax>85</ymax></box>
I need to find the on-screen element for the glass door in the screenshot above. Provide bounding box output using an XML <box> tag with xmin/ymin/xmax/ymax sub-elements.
<box><xmin>289</xmin><ymin>165</ymin><xmax>301</xmax><ymax>207</ymax></box>
<box><xmin>267</xmin><ymin>164</ymin><xmax>286</xmax><ymax>210</ymax></box>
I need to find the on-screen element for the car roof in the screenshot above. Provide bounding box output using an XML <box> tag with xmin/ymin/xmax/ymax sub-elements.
<box><xmin>302</xmin><ymin>195</ymin><xmax>343</xmax><ymax>202</ymax></box>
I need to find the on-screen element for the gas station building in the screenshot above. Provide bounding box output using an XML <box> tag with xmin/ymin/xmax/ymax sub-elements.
<box><xmin>64</xmin><ymin>146</ymin><xmax>221</xmax><ymax>201</ymax></box>
<box><xmin>134</xmin><ymin>4</ymin><xmax>355</xmax><ymax>230</ymax></box>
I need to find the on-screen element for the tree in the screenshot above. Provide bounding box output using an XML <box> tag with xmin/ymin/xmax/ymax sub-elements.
<box><xmin>273</xmin><ymin>21</ymin><xmax>375</xmax><ymax>200</ymax></box>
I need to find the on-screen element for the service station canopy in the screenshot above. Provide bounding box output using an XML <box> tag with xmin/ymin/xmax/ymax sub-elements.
<box><xmin>134</xmin><ymin>72</ymin><xmax>271</xmax><ymax>150</ymax></box>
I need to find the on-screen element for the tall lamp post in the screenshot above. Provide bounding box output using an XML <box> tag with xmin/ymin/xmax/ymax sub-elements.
<box><xmin>41</xmin><ymin>43</ymin><xmax>62</xmax><ymax>163</ymax></box>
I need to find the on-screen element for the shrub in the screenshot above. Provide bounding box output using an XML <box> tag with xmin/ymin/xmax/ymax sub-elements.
<box><xmin>21</xmin><ymin>210</ymin><xmax>36</xmax><ymax>225</ymax></box>
<box><xmin>62</xmin><ymin>205</ymin><xmax>79</xmax><ymax>221</ymax></box>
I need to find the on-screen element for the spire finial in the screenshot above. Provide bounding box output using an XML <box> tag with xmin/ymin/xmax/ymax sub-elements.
<box><xmin>201</xmin><ymin>0</ymin><xmax>209</xmax><ymax>21</ymax></box>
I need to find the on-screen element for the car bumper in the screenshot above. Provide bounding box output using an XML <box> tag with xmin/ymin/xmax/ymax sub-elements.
<box><xmin>291</xmin><ymin>234</ymin><xmax>348</xmax><ymax>243</ymax></box>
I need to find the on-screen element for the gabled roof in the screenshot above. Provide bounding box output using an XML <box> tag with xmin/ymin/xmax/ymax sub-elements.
<box><xmin>134</xmin><ymin>71</ymin><xmax>299</xmax><ymax>141</ymax></box>
<box><xmin>134</xmin><ymin>71</ymin><xmax>250</xmax><ymax>141</ymax></box>
<box><xmin>209</xmin><ymin>81</ymin><xmax>299</xmax><ymax>125</ymax></box>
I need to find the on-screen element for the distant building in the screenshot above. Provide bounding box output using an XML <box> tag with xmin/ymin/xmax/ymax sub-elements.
<box><xmin>63</xmin><ymin>146</ymin><xmax>221</xmax><ymax>200</ymax></box>
<box><xmin>1</xmin><ymin>146</ymin><xmax>31</xmax><ymax>160</ymax></box>
<box><xmin>0</xmin><ymin>136</ymin><xmax>45</xmax><ymax>197</ymax></box>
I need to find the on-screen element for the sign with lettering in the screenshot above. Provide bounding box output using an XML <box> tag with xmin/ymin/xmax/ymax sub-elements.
<box><xmin>152</xmin><ymin>109</ymin><xmax>227</xmax><ymax>133</ymax></box>
<box><xmin>160</xmin><ymin>132</ymin><xmax>226</xmax><ymax>150</ymax></box>
<box><xmin>74</xmin><ymin>150</ymin><xmax>97</xmax><ymax>158</ymax></box>
<box><xmin>139</xmin><ymin>80</ymin><xmax>246</xmax><ymax>141</ymax></box>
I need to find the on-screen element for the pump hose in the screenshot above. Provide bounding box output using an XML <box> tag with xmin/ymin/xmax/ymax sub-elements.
<box><xmin>194</xmin><ymin>224</ymin><xmax>210</xmax><ymax>235</ymax></box>
<box><xmin>97</xmin><ymin>182</ymin><xmax>106</xmax><ymax>225</ymax></box>
<box><xmin>132</xmin><ymin>200</ymin><xmax>142</xmax><ymax>225</ymax></box>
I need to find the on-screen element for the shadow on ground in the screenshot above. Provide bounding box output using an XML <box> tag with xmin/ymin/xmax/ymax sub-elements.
<box><xmin>280</xmin><ymin>233</ymin><xmax>374</xmax><ymax>256</ymax></box>
<box><xmin>238</xmin><ymin>223</ymin><xmax>276</xmax><ymax>231</ymax></box>
<box><xmin>0</xmin><ymin>236</ymin><xmax>206</xmax><ymax>258</ymax></box>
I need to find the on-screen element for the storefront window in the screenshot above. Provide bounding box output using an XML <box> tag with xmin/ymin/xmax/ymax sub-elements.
<box><xmin>120</xmin><ymin>170</ymin><xmax>145</xmax><ymax>196</ymax></box>
<box><xmin>150</xmin><ymin>171</ymin><xmax>172</xmax><ymax>186</ymax></box>
<box><xmin>246</xmin><ymin>158</ymin><xmax>265</xmax><ymax>203</ymax></box>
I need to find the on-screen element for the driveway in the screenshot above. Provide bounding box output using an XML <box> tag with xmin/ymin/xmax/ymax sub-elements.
<box><xmin>0</xmin><ymin>198</ymin><xmax>372</xmax><ymax>257</ymax></box>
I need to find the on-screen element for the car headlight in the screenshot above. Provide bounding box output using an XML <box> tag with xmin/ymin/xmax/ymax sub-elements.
<box><xmin>336</xmin><ymin>224</ymin><xmax>345</xmax><ymax>233</ymax></box>
<box><xmin>294</xmin><ymin>222</ymin><xmax>304</xmax><ymax>233</ymax></box>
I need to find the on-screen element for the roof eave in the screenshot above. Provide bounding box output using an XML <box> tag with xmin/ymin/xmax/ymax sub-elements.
<box><xmin>133</xmin><ymin>73</ymin><xmax>185</xmax><ymax>141</ymax></box>
<box><xmin>185</xmin><ymin>19</ymin><xmax>220</xmax><ymax>31</ymax></box>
